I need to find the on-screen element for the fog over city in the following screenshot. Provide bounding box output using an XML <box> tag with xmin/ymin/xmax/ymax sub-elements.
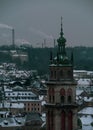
<box><xmin>0</xmin><ymin>0</ymin><xmax>93</xmax><ymax>47</ymax></box>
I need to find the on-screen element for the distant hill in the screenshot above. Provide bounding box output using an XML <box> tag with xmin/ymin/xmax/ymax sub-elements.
<box><xmin>0</xmin><ymin>46</ymin><xmax>93</xmax><ymax>75</ymax></box>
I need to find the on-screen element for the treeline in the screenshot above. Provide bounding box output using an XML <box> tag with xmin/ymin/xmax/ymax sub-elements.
<box><xmin>0</xmin><ymin>45</ymin><xmax>93</xmax><ymax>75</ymax></box>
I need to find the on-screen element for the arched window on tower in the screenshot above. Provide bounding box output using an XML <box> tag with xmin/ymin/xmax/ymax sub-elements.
<box><xmin>48</xmin><ymin>88</ymin><xmax>55</xmax><ymax>103</ymax></box>
<box><xmin>60</xmin><ymin>88</ymin><xmax>65</xmax><ymax>103</ymax></box>
<box><xmin>67</xmin><ymin>88</ymin><xmax>72</xmax><ymax>103</ymax></box>
<box><xmin>50</xmin><ymin>70</ymin><xmax>53</xmax><ymax>78</ymax></box>
<box><xmin>67</xmin><ymin>70</ymin><xmax>72</xmax><ymax>79</ymax></box>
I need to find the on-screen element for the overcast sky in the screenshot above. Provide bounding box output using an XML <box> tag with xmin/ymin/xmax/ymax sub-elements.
<box><xmin>0</xmin><ymin>0</ymin><xmax>93</xmax><ymax>47</ymax></box>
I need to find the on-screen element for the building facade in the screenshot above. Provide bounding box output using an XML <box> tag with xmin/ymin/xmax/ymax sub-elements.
<box><xmin>45</xmin><ymin>18</ymin><xmax>78</xmax><ymax>130</ymax></box>
<box><xmin>5</xmin><ymin>90</ymin><xmax>41</xmax><ymax>114</ymax></box>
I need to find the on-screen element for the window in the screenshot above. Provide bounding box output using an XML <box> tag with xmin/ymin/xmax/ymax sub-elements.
<box><xmin>61</xmin><ymin>96</ymin><xmax>65</xmax><ymax>103</ymax></box>
<box><xmin>54</xmin><ymin>71</ymin><xmax>56</xmax><ymax>79</ymax></box>
<box><xmin>53</xmin><ymin>95</ymin><xmax>55</xmax><ymax>103</ymax></box>
<box><xmin>60</xmin><ymin>70</ymin><xmax>63</xmax><ymax>77</ymax></box>
<box><xmin>48</xmin><ymin>88</ymin><xmax>55</xmax><ymax>103</ymax></box>
<box><xmin>68</xmin><ymin>70</ymin><xmax>71</xmax><ymax>76</ymax></box>
<box><xmin>68</xmin><ymin>96</ymin><xmax>72</xmax><ymax>103</ymax></box>
<box><xmin>50</xmin><ymin>70</ymin><xmax>53</xmax><ymax>78</ymax></box>
<box><xmin>60</xmin><ymin>88</ymin><xmax>65</xmax><ymax>103</ymax></box>
<box><xmin>67</xmin><ymin>88</ymin><xmax>72</xmax><ymax>103</ymax></box>
<box><xmin>49</xmin><ymin>95</ymin><xmax>51</xmax><ymax>102</ymax></box>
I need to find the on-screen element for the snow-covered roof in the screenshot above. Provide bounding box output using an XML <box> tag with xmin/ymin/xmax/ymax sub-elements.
<box><xmin>80</xmin><ymin>115</ymin><xmax>93</xmax><ymax>125</ymax></box>
<box><xmin>4</xmin><ymin>86</ymin><xmax>12</xmax><ymax>92</ymax></box>
<box><xmin>39</xmin><ymin>96</ymin><xmax>44</xmax><ymax>100</ymax></box>
<box><xmin>84</xmin><ymin>97</ymin><xmax>93</xmax><ymax>102</ymax></box>
<box><xmin>13</xmin><ymin>86</ymin><xmax>23</xmax><ymax>90</ymax></box>
<box><xmin>0</xmin><ymin>102</ymin><xmax>24</xmax><ymax>109</ymax></box>
<box><xmin>82</xmin><ymin>125</ymin><xmax>93</xmax><ymax>130</ymax></box>
<box><xmin>77</xmin><ymin>78</ymin><xmax>91</xmax><ymax>85</ymax></box>
<box><xmin>0</xmin><ymin>117</ymin><xmax>25</xmax><ymax>127</ymax></box>
<box><xmin>5</xmin><ymin>91</ymin><xmax>37</xmax><ymax>97</ymax></box>
<box><xmin>41</xmin><ymin>101</ymin><xmax>46</xmax><ymax>106</ymax></box>
<box><xmin>41</xmin><ymin>113</ymin><xmax>46</xmax><ymax>122</ymax></box>
<box><xmin>76</xmin><ymin>89</ymin><xmax>83</xmax><ymax>96</ymax></box>
<box><xmin>74</xmin><ymin>70</ymin><xmax>87</xmax><ymax>73</ymax></box>
<box><xmin>78</xmin><ymin>107</ymin><xmax>93</xmax><ymax>115</ymax></box>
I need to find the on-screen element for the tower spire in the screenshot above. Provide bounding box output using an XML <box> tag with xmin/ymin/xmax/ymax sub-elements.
<box><xmin>57</xmin><ymin>17</ymin><xmax>66</xmax><ymax>56</ymax></box>
<box><xmin>60</xmin><ymin>16</ymin><xmax>63</xmax><ymax>37</ymax></box>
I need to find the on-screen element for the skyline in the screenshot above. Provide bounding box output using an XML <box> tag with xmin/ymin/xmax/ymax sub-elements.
<box><xmin>0</xmin><ymin>0</ymin><xmax>93</xmax><ymax>47</ymax></box>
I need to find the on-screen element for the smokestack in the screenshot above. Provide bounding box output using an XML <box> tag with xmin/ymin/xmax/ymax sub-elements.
<box><xmin>44</xmin><ymin>39</ymin><xmax>46</xmax><ymax>48</ymax></box>
<box><xmin>54</xmin><ymin>39</ymin><xmax>56</xmax><ymax>48</ymax></box>
<box><xmin>12</xmin><ymin>28</ymin><xmax>15</xmax><ymax>49</ymax></box>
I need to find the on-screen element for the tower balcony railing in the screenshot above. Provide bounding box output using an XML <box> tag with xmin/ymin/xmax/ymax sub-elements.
<box><xmin>45</xmin><ymin>102</ymin><xmax>78</xmax><ymax>109</ymax></box>
<box><xmin>46</xmin><ymin>79</ymin><xmax>77</xmax><ymax>85</ymax></box>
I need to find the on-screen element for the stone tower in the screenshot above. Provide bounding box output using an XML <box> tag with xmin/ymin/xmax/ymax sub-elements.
<box><xmin>45</xmin><ymin>18</ymin><xmax>78</xmax><ymax>130</ymax></box>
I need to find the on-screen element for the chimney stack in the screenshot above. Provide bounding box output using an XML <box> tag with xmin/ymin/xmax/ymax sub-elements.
<box><xmin>12</xmin><ymin>28</ymin><xmax>15</xmax><ymax>49</ymax></box>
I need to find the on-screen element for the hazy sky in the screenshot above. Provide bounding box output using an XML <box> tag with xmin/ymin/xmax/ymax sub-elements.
<box><xmin>0</xmin><ymin>0</ymin><xmax>93</xmax><ymax>47</ymax></box>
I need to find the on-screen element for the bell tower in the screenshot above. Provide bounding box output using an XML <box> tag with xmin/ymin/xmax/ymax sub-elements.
<box><xmin>45</xmin><ymin>18</ymin><xmax>78</xmax><ymax>130</ymax></box>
